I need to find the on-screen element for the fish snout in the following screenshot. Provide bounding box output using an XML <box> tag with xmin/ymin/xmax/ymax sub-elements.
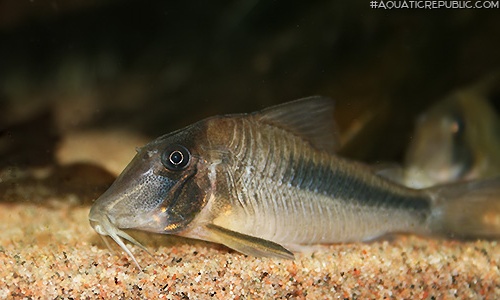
<box><xmin>89</xmin><ymin>219</ymin><xmax>108</xmax><ymax>236</ymax></box>
<box><xmin>88</xmin><ymin>205</ymin><xmax>112</xmax><ymax>236</ymax></box>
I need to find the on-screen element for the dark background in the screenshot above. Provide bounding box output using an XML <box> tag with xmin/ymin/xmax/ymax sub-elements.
<box><xmin>1</xmin><ymin>0</ymin><xmax>499</xmax><ymax>170</ymax></box>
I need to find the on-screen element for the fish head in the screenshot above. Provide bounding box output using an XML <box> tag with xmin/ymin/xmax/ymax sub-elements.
<box><xmin>404</xmin><ymin>75</ymin><xmax>500</xmax><ymax>189</ymax></box>
<box><xmin>89</xmin><ymin>122</ymin><xmax>212</xmax><ymax>247</ymax></box>
<box><xmin>405</xmin><ymin>97</ymin><xmax>474</xmax><ymax>188</ymax></box>
<box><xmin>405</xmin><ymin>82</ymin><xmax>500</xmax><ymax>188</ymax></box>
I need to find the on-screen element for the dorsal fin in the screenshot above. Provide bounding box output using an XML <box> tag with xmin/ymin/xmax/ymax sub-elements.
<box><xmin>254</xmin><ymin>96</ymin><xmax>340</xmax><ymax>153</ymax></box>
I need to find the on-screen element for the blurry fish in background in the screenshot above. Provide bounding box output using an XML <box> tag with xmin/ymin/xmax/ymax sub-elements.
<box><xmin>403</xmin><ymin>75</ymin><xmax>500</xmax><ymax>189</ymax></box>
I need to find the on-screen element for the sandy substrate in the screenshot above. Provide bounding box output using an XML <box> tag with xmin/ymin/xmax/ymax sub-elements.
<box><xmin>0</xmin><ymin>200</ymin><xmax>499</xmax><ymax>299</ymax></box>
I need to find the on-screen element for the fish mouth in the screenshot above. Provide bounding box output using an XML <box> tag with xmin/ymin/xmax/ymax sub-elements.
<box><xmin>89</xmin><ymin>209</ymin><xmax>150</xmax><ymax>270</ymax></box>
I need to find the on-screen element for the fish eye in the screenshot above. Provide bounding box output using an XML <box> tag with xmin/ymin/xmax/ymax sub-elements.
<box><xmin>450</xmin><ymin>115</ymin><xmax>465</xmax><ymax>135</ymax></box>
<box><xmin>448</xmin><ymin>113</ymin><xmax>466</xmax><ymax>145</ymax></box>
<box><xmin>161</xmin><ymin>144</ymin><xmax>190</xmax><ymax>170</ymax></box>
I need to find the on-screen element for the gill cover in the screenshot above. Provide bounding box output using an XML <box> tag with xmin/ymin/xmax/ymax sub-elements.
<box><xmin>88</xmin><ymin>124</ymin><xmax>208</xmax><ymax>268</ymax></box>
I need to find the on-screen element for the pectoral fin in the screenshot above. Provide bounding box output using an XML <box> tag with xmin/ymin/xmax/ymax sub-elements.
<box><xmin>205</xmin><ymin>224</ymin><xmax>294</xmax><ymax>259</ymax></box>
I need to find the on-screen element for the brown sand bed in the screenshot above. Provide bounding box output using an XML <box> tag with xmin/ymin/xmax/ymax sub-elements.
<box><xmin>0</xmin><ymin>200</ymin><xmax>498</xmax><ymax>299</ymax></box>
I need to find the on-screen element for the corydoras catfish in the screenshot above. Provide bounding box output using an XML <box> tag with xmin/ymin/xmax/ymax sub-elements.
<box><xmin>89</xmin><ymin>96</ymin><xmax>500</xmax><ymax>269</ymax></box>
<box><xmin>404</xmin><ymin>77</ymin><xmax>500</xmax><ymax>188</ymax></box>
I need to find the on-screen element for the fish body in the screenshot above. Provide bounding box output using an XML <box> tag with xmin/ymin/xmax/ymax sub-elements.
<box><xmin>404</xmin><ymin>77</ymin><xmax>500</xmax><ymax>188</ymax></box>
<box><xmin>89</xmin><ymin>96</ymin><xmax>500</xmax><ymax>268</ymax></box>
<box><xmin>182</xmin><ymin>111</ymin><xmax>430</xmax><ymax>246</ymax></box>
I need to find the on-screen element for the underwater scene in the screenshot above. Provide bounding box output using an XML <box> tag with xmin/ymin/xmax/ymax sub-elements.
<box><xmin>1</xmin><ymin>1</ymin><xmax>499</xmax><ymax>298</ymax></box>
